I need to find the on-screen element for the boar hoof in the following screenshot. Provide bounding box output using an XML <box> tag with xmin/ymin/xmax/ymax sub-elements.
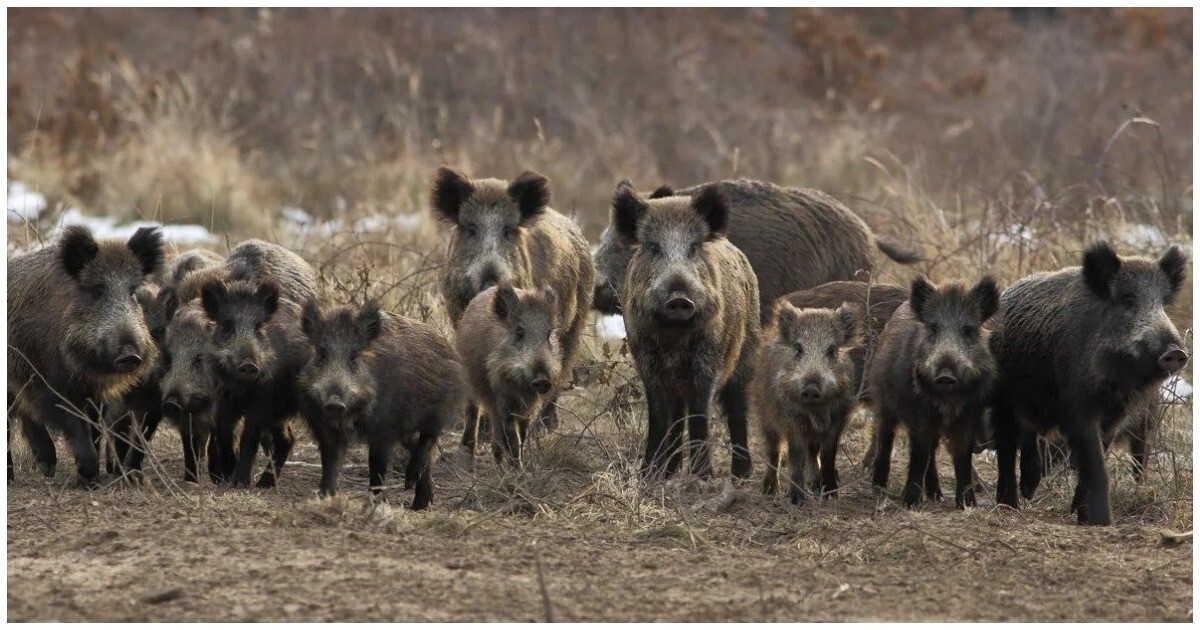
<box><xmin>901</xmin><ymin>483</ymin><xmax>923</xmax><ymax>508</ymax></box>
<box><xmin>255</xmin><ymin>472</ymin><xmax>277</xmax><ymax>489</ymax></box>
<box><xmin>788</xmin><ymin>486</ymin><xmax>807</xmax><ymax>506</ymax></box>
<box><xmin>730</xmin><ymin>458</ymin><xmax>752</xmax><ymax>480</ymax></box>
<box><xmin>761</xmin><ymin>475</ymin><xmax>778</xmax><ymax>495</ymax></box>
<box><xmin>956</xmin><ymin>487</ymin><xmax>976</xmax><ymax>509</ymax></box>
<box><xmin>36</xmin><ymin>461</ymin><xmax>56</xmax><ymax>478</ymax></box>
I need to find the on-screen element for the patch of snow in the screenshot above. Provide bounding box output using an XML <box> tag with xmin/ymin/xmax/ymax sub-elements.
<box><xmin>282</xmin><ymin>208</ymin><xmax>423</xmax><ymax>237</ymax></box>
<box><xmin>7</xmin><ymin>181</ymin><xmax>47</xmax><ymax>223</ymax></box>
<box><xmin>596</xmin><ymin>314</ymin><xmax>626</xmax><ymax>339</ymax></box>
<box><xmin>47</xmin><ymin>208</ymin><xmax>218</xmax><ymax>245</ymax></box>
<box><xmin>994</xmin><ymin>223</ymin><xmax>1035</xmax><ymax>247</ymax></box>
<box><xmin>1115</xmin><ymin>223</ymin><xmax>1168</xmax><ymax>249</ymax></box>
<box><xmin>281</xmin><ymin>206</ymin><xmax>313</xmax><ymax>226</ymax></box>
<box><xmin>1161</xmin><ymin>375</ymin><xmax>1192</xmax><ymax>402</ymax></box>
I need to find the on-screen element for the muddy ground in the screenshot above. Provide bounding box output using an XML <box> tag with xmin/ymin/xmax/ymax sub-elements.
<box><xmin>7</xmin><ymin>398</ymin><xmax>1191</xmax><ymax>623</ymax></box>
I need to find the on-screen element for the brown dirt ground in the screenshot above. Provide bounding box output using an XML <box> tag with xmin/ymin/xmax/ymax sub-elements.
<box><xmin>7</xmin><ymin>396</ymin><xmax>1192</xmax><ymax>623</ymax></box>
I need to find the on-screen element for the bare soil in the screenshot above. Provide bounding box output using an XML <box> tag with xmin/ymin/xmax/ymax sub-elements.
<box><xmin>7</xmin><ymin>407</ymin><xmax>1192</xmax><ymax>622</ymax></box>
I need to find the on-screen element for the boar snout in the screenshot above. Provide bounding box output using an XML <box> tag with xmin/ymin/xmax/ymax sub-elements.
<box><xmin>662</xmin><ymin>292</ymin><xmax>697</xmax><ymax>323</ymax></box>
<box><xmin>323</xmin><ymin>398</ymin><xmax>348</xmax><ymax>419</ymax></box>
<box><xmin>114</xmin><ymin>347</ymin><xmax>144</xmax><ymax>372</ymax></box>
<box><xmin>236</xmin><ymin>361</ymin><xmax>261</xmax><ymax>378</ymax></box>
<box><xmin>933</xmin><ymin>369</ymin><xmax>959</xmax><ymax>389</ymax></box>
<box><xmin>1159</xmin><ymin>347</ymin><xmax>1189</xmax><ymax>373</ymax></box>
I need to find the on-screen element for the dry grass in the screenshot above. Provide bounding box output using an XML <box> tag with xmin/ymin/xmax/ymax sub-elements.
<box><xmin>6</xmin><ymin>8</ymin><xmax>1193</xmax><ymax>622</ymax></box>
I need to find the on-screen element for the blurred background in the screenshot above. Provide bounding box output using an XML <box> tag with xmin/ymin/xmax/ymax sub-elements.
<box><xmin>6</xmin><ymin>8</ymin><xmax>1193</xmax><ymax>314</ymax></box>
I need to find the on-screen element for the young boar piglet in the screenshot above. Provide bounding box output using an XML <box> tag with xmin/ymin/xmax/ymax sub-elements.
<box><xmin>756</xmin><ymin>301</ymin><xmax>863</xmax><ymax>504</ymax></box>
<box><xmin>870</xmin><ymin>275</ymin><xmax>999</xmax><ymax>509</ymax></box>
<box><xmin>299</xmin><ymin>301</ymin><xmax>462</xmax><ymax>509</ymax></box>
<box><xmin>456</xmin><ymin>284</ymin><xmax>562</xmax><ymax>469</ymax></box>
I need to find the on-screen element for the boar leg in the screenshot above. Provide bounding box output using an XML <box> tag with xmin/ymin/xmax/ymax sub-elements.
<box><xmin>315</xmin><ymin>429</ymin><xmax>346</xmax><ymax>498</ymax></box>
<box><xmin>718</xmin><ymin>380</ymin><xmax>753</xmax><ymax>479</ymax></box>
<box><xmin>537</xmin><ymin>395</ymin><xmax>560</xmax><ymax>433</ymax></box>
<box><xmin>761</xmin><ymin>429</ymin><xmax>782</xmax><ymax>495</ymax></box>
<box><xmin>209</xmin><ymin>405</ymin><xmax>239</xmax><ymax>484</ymax></box>
<box><xmin>105</xmin><ymin>408</ymin><xmax>130</xmax><ymax>475</ymax></box>
<box><xmin>1018</xmin><ymin>430</ymin><xmax>1043</xmax><ymax>500</ymax></box>
<box><xmin>685</xmin><ymin>389</ymin><xmax>713</xmax><ymax>479</ymax></box>
<box><xmin>460</xmin><ymin>403</ymin><xmax>480</xmax><ymax>455</ymax></box>
<box><xmin>1127</xmin><ymin>413</ymin><xmax>1151</xmax><ymax>483</ymax></box>
<box><xmin>231</xmin><ymin>415</ymin><xmax>268</xmax><ymax>488</ymax></box>
<box><xmin>992</xmin><ymin>401</ymin><xmax>1020</xmax><ymax>509</ymax></box>
<box><xmin>407</xmin><ymin>431</ymin><xmax>437</xmax><ymax>510</ymax></box>
<box><xmin>640</xmin><ymin>385</ymin><xmax>671</xmax><ymax>480</ymax></box>
<box><xmin>946</xmin><ymin>419</ymin><xmax>977</xmax><ymax>508</ymax></box>
<box><xmin>819</xmin><ymin>432</ymin><xmax>841</xmax><ymax>499</ymax></box>
<box><xmin>368</xmin><ymin>440</ymin><xmax>391</xmax><ymax>497</ymax></box>
<box><xmin>21</xmin><ymin>416</ymin><xmax>57</xmax><ymax>478</ymax></box>
<box><xmin>257</xmin><ymin>421</ymin><xmax>295</xmax><ymax>488</ymax></box>
<box><xmin>180</xmin><ymin>424</ymin><xmax>209</xmax><ymax>484</ymax></box>
<box><xmin>59</xmin><ymin>412</ymin><xmax>100</xmax><ymax>488</ymax></box>
<box><xmin>786</xmin><ymin>441</ymin><xmax>808</xmax><ymax>505</ymax></box>
<box><xmin>1067</xmin><ymin>422</ymin><xmax>1111</xmax><ymax>526</ymax></box>
<box><xmin>121</xmin><ymin>410</ymin><xmax>163</xmax><ymax>476</ymax></box>
<box><xmin>902</xmin><ymin>424</ymin><xmax>935</xmax><ymax>508</ymax></box>
<box><xmin>870</xmin><ymin>412</ymin><xmax>897</xmax><ymax>492</ymax></box>
<box><xmin>662</xmin><ymin>399</ymin><xmax>687</xmax><ymax>479</ymax></box>
<box><xmin>923</xmin><ymin>437</ymin><xmax>943</xmax><ymax>501</ymax></box>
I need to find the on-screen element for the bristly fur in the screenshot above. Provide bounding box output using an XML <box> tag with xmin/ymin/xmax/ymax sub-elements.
<box><xmin>430</xmin><ymin>166</ymin><xmax>475</xmax><ymax>224</ymax></box>
<box><xmin>507</xmin><ymin>171</ymin><xmax>551</xmax><ymax>221</ymax></box>
<box><xmin>126</xmin><ymin>226</ymin><xmax>165</xmax><ymax>277</ymax></box>
<box><xmin>59</xmin><ymin>225</ymin><xmax>100</xmax><ymax>279</ymax></box>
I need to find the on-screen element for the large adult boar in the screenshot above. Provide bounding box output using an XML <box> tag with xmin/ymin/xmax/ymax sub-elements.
<box><xmin>755</xmin><ymin>301</ymin><xmax>863</xmax><ymax>504</ymax></box>
<box><xmin>615</xmin><ymin>184</ymin><xmax>759</xmax><ymax>480</ymax></box>
<box><xmin>990</xmin><ymin>242</ymin><xmax>1188</xmax><ymax>525</ymax></box>
<box><xmin>456</xmin><ymin>284</ymin><xmax>563</xmax><ymax>468</ymax></box>
<box><xmin>431</xmin><ymin>167</ymin><xmax>594</xmax><ymax>432</ymax></box>
<box><xmin>8</xmin><ymin>225</ymin><xmax>164</xmax><ymax>486</ymax></box>
<box><xmin>593</xmin><ymin>179</ymin><xmax>920</xmax><ymax>322</ymax></box>
<box><xmin>869</xmin><ymin>275</ymin><xmax>999</xmax><ymax>509</ymax></box>
<box><xmin>299</xmin><ymin>301</ymin><xmax>463</xmax><ymax>509</ymax></box>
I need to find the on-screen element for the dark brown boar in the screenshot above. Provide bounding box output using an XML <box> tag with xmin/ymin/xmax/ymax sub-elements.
<box><xmin>431</xmin><ymin>167</ymin><xmax>594</xmax><ymax>432</ymax></box>
<box><xmin>299</xmin><ymin>301</ymin><xmax>464</xmax><ymax>509</ymax></box>
<box><xmin>593</xmin><ymin>179</ymin><xmax>919</xmax><ymax>322</ymax></box>
<box><xmin>455</xmin><ymin>284</ymin><xmax>563</xmax><ymax>468</ymax></box>
<box><xmin>615</xmin><ymin>183</ymin><xmax>760</xmax><ymax>480</ymax></box>
<box><xmin>869</xmin><ymin>275</ymin><xmax>999</xmax><ymax>509</ymax></box>
<box><xmin>107</xmin><ymin>248</ymin><xmax>226</xmax><ymax>477</ymax></box>
<box><xmin>755</xmin><ymin>301</ymin><xmax>863</xmax><ymax>504</ymax></box>
<box><xmin>990</xmin><ymin>242</ymin><xmax>1188</xmax><ymax>525</ymax></box>
<box><xmin>199</xmin><ymin>278</ymin><xmax>312</xmax><ymax>488</ymax></box>
<box><xmin>7</xmin><ymin>225</ymin><xmax>164</xmax><ymax>486</ymax></box>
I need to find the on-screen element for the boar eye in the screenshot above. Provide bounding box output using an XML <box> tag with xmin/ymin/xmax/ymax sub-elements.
<box><xmin>928</xmin><ymin>323</ymin><xmax>940</xmax><ymax>335</ymax></box>
<box><xmin>515</xmin><ymin>326</ymin><xmax>526</xmax><ymax>341</ymax></box>
<box><xmin>462</xmin><ymin>225</ymin><xmax>478</xmax><ymax>238</ymax></box>
<box><xmin>688</xmin><ymin>242</ymin><xmax>700</xmax><ymax>257</ymax></box>
<box><xmin>961</xmin><ymin>325</ymin><xmax>976</xmax><ymax>337</ymax></box>
<box><xmin>86</xmin><ymin>284</ymin><xmax>105</xmax><ymax>300</ymax></box>
<box><xmin>1118</xmin><ymin>292</ymin><xmax>1138</xmax><ymax>308</ymax></box>
<box><xmin>503</xmin><ymin>226</ymin><xmax>518</xmax><ymax>239</ymax></box>
<box><xmin>192</xmin><ymin>356</ymin><xmax>204</xmax><ymax>369</ymax></box>
<box><xmin>793</xmin><ymin>343</ymin><xmax>804</xmax><ymax>357</ymax></box>
<box><xmin>826</xmin><ymin>345</ymin><xmax>838</xmax><ymax>359</ymax></box>
<box><xmin>645</xmin><ymin>242</ymin><xmax>662</xmax><ymax>257</ymax></box>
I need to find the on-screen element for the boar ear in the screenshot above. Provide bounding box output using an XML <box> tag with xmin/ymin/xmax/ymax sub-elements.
<box><xmin>970</xmin><ymin>276</ymin><xmax>1000</xmax><ymax>322</ymax></box>
<box><xmin>430</xmin><ymin>166</ymin><xmax>474</xmax><ymax>225</ymax></box>
<box><xmin>300</xmin><ymin>299</ymin><xmax>322</xmax><ymax>340</ymax></box>
<box><xmin>773</xmin><ymin>301</ymin><xmax>799</xmax><ymax>340</ymax></box>
<box><xmin>508</xmin><ymin>171</ymin><xmax>551</xmax><ymax>222</ymax></box>
<box><xmin>835</xmin><ymin>302</ymin><xmax>865</xmax><ymax>346</ymax></box>
<box><xmin>200</xmin><ymin>279</ymin><xmax>227</xmax><ymax>320</ymax></box>
<box><xmin>612</xmin><ymin>183</ymin><xmax>648</xmax><ymax>241</ymax></box>
<box><xmin>256</xmin><ymin>279</ymin><xmax>281</xmax><ymax>316</ymax></box>
<box><xmin>359</xmin><ymin>301</ymin><xmax>383</xmax><ymax>342</ymax></box>
<box><xmin>692</xmin><ymin>184</ymin><xmax>729</xmax><ymax>237</ymax></box>
<box><xmin>493</xmin><ymin>284</ymin><xmax>519</xmax><ymax>322</ymax></box>
<box><xmin>59</xmin><ymin>225</ymin><xmax>100</xmax><ymax>280</ymax></box>
<box><xmin>1082</xmin><ymin>241</ymin><xmax>1121</xmax><ymax>299</ymax></box>
<box><xmin>158</xmin><ymin>287</ymin><xmax>180</xmax><ymax>323</ymax></box>
<box><xmin>1159</xmin><ymin>245</ymin><xmax>1187</xmax><ymax>296</ymax></box>
<box><xmin>127</xmin><ymin>226</ymin><xmax>165</xmax><ymax>277</ymax></box>
<box><xmin>909</xmin><ymin>275</ymin><xmax>935</xmax><ymax>321</ymax></box>
<box><xmin>649</xmin><ymin>185</ymin><xmax>675</xmax><ymax>200</ymax></box>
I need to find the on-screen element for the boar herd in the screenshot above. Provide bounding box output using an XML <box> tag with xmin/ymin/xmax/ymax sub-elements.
<box><xmin>7</xmin><ymin>168</ymin><xmax>1190</xmax><ymax>526</ymax></box>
